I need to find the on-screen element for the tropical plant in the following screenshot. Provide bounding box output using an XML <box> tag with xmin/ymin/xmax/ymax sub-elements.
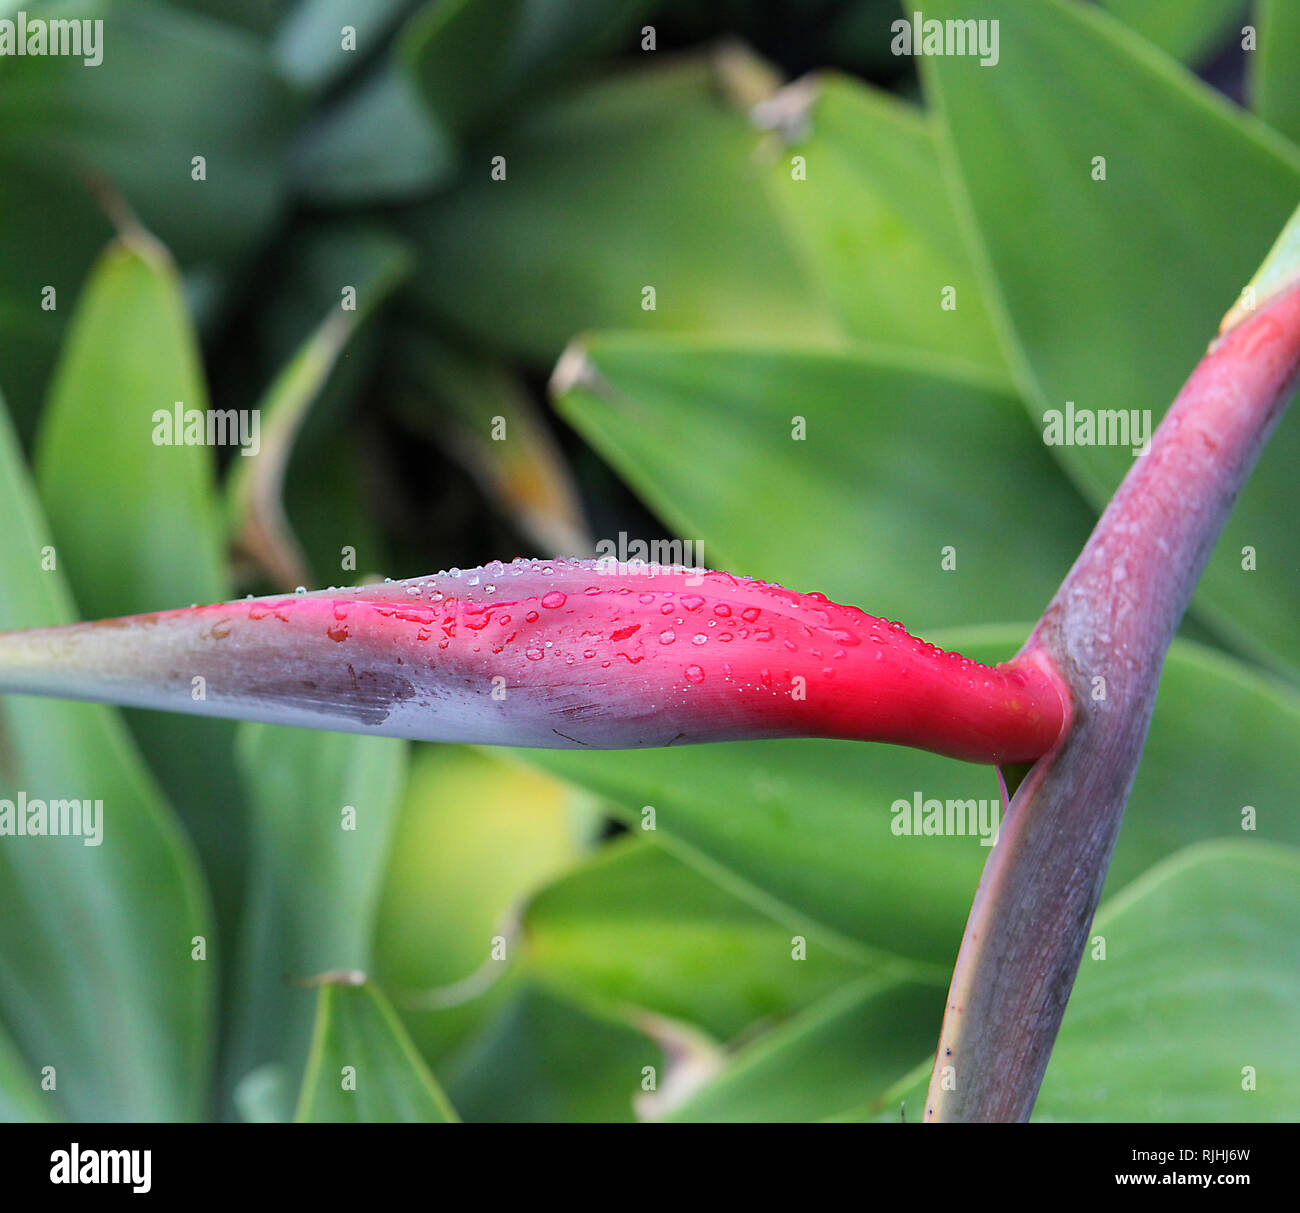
<box><xmin>0</xmin><ymin>0</ymin><xmax>1296</xmax><ymax>1125</ymax></box>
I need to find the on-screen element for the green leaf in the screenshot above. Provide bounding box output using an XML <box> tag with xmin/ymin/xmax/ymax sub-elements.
<box><xmin>520</xmin><ymin>632</ymin><xmax>1300</xmax><ymax>966</ymax></box>
<box><xmin>36</xmin><ymin>234</ymin><xmax>227</xmax><ymax>617</ymax></box>
<box><xmin>291</xmin><ymin>63</ymin><xmax>456</xmax><ymax>205</ymax></box>
<box><xmin>0</xmin><ymin>0</ymin><xmax>297</xmax><ymax>428</ymax></box>
<box><xmin>1252</xmin><ymin>0</ymin><xmax>1300</xmax><ymax>145</ymax></box>
<box><xmin>1102</xmin><ymin>638</ymin><xmax>1300</xmax><ymax>895</ymax></box>
<box><xmin>372</xmin><ymin>745</ymin><xmax>598</xmax><ymax>1063</ymax></box>
<box><xmin>440</xmin><ymin>983</ymin><xmax>660</xmax><ymax>1122</ymax></box>
<box><xmin>401</xmin><ymin>56</ymin><xmax>840</xmax><ymax>365</ymax></box>
<box><xmin>223</xmin><ymin>725</ymin><xmax>406</xmax><ymax>1112</ymax></box>
<box><xmin>519</xmin><ymin>736</ymin><xmax>1000</xmax><ymax>966</ymax></box>
<box><xmin>33</xmin><ymin>233</ymin><xmax>245</xmax><ymax>959</ymax></box>
<box><xmin>664</xmin><ymin>978</ymin><xmax>944</xmax><ymax>1122</ymax></box>
<box><xmin>1220</xmin><ymin>201</ymin><xmax>1300</xmax><ymax>334</ymax></box>
<box><xmin>760</xmin><ymin>73</ymin><xmax>1008</xmax><ymax>379</ymax></box>
<box><xmin>919</xmin><ymin>0</ymin><xmax>1300</xmax><ymax>677</ymax></box>
<box><xmin>1036</xmin><ymin>841</ymin><xmax>1300</xmax><ymax>1120</ymax></box>
<box><xmin>0</xmin><ymin>388</ymin><xmax>213</xmax><ymax>1121</ymax></box>
<box><xmin>0</xmin><ymin>1018</ymin><xmax>57</xmax><ymax>1122</ymax></box>
<box><xmin>402</xmin><ymin>0</ymin><xmax>653</xmax><ymax>135</ymax></box>
<box><xmin>552</xmin><ymin>334</ymin><xmax>1094</xmax><ymax>629</ymax></box>
<box><xmin>1097</xmin><ymin>0</ymin><xmax>1248</xmax><ymax>64</ymax></box>
<box><xmin>275</xmin><ymin>0</ymin><xmax>412</xmax><ymax>91</ymax></box>
<box><xmin>296</xmin><ymin>981</ymin><xmax>457</xmax><ymax>1122</ymax></box>
<box><xmin>523</xmin><ymin>837</ymin><xmax>883</xmax><ymax>1041</ymax></box>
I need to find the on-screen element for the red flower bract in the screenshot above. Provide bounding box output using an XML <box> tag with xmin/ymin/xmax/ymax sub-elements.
<box><xmin>0</xmin><ymin>560</ymin><xmax>1070</xmax><ymax>763</ymax></box>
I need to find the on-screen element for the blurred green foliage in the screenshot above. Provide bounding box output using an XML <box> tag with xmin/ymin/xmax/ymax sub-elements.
<box><xmin>0</xmin><ymin>0</ymin><xmax>1296</xmax><ymax>1123</ymax></box>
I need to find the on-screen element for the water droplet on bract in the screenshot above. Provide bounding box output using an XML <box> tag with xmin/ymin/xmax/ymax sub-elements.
<box><xmin>741</xmin><ymin>607</ymin><xmax>761</xmax><ymax>622</ymax></box>
<box><xmin>692</xmin><ymin>634</ymin><xmax>707</xmax><ymax>645</ymax></box>
<box><xmin>659</xmin><ymin>630</ymin><xmax>676</xmax><ymax>644</ymax></box>
<box><xmin>526</xmin><ymin>611</ymin><xmax>539</xmax><ymax>623</ymax></box>
<box><xmin>681</xmin><ymin>595</ymin><xmax>704</xmax><ymax>611</ymax></box>
<box><xmin>294</xmin><ymin>586</ymin><xmax>306</xmax><ymax>595</ymax></box>
<box><xmin>525</xmin><ymin>648</ymin><xmax>544</xmax><ymax>661</ymax></box>
<box><xmin>685</xmin><ymin>664</ymin><xmax>705</xmax><ymax>684</ymax></box>
<box><xmin>541</xmin><ymin>591</ymin><xmax>567</xmax><ymax>609</ymax></box>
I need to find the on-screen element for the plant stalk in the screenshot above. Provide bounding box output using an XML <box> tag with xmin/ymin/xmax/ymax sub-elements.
<box><xmin>924</xmin><ymin>281</ymin><xmax>1300</xmax><ymax>1122</ymax></box>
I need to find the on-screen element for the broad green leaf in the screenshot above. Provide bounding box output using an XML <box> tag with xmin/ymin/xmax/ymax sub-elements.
<box><xmin>760</xmin><ymin>72</ymin><xmax>1008</xmax><ymax>379</ymax></box>
<box><xmin>521</xmin><ymin>632</ymin><xmax>1300</xmax><ymax>965</ymax></box>
<box><xmin>276</xmin><ymin>0</ymin><xmax>413</xmax><ymax>90</ymax></box>
<box><xmin>291</xmin><ymin>63</ymin><xmax>456</xmax><ymax>205</ymax></box>
<box><xmin>223</xmin><ymin>725</ymin><xmax>406</xmax><ymax>1112</ymax></box>
<box><xmin>1253</xmin><ymin>0</ymin><xmax>1300</xmax><ymax>155</ymax></box>
<box><xmin>402</xmin><ymin>0</ymin><xmax>652</xmax><ymax>135</ymax></box>
<box><xmin>524</xmin><ymin>837</ymin><xmax>885</xmax><ymax>1041</ymax></box>
<box><xmin>440</xmin><ymin>983</ymin><xmax>660</xmax><ymax>1122</ymax></box>
<box><xmin>169</xmin><ymin>0</ymin><xmax>282</xmax><ymax>36</ymax></box>
<box><xmin>37</xmin><ymin>234</ymin><xmax>227</xmax><ymax>617</ymax></box>
<box><xmin>372</xmin><ymin>745</ymin><xmax>598</xmax><ymax>1063</ymax></box>
<box><xmin>1220</xmin><ymin>201</ymin><xmax>1300</xmax><ymax>333</ymax></box>
<box><xmin>0</xmin><ymin>1018</ymin><xmax>56</xmax><ymax>1122</ymax></box>
<box><xmin>0</xmin><ymin>0</ymin><xmax>297</xmax><ymax>429</ymax></box>
<box><xmin>553</xmin><ymin>334</ymin><xmax>1094</xmax><ymax>629</ymax></box>
<box><xmin>521</xmin><ymin>734</ymin><xmax>1002</xmax><ymax>966</ymax></box>
<box><xmin>0</xmin><ymin>388</ymin><xmax>213</xmax><ymax>1120</ymax></box>
<box><xmin>34</xmin><ymin>234</ymin><xmax>244</xmax><ymax>958</ymax></box>
<box><xmin>1101</xmin><ymin>638</ymin><xmax>1300</xmax><ymax>895</ymax></box>
<box><xmin>1097</xmin><ymin>0</ymin><xmax>1248</xmax><ymax>64</ymax></box>
<box><xmin>1036</xmin><ymin>841</ymin><xmax>1300</xmax><ymax>1121</ymax></box>
<box><xmin>297</xmin><ymin>981</ymin><xmax>457</xmax><ymax>1122</ymax></box>
<box><xmin>665</xmin><ymin>978</ymin><xmax>944</xmax><ymax>1122</ymax></box>
<box><xmin>919</xmin><ymin>0</ymin><xmax>1300</xmax><ymax>676</ymax></box>
<box><xmin>401</xmin><ymin>56</ymin><xmax>840</xmax><ymax>366</ymax></box>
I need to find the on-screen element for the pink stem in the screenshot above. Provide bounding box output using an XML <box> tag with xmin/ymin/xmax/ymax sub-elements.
<box><xmin>925</xmin><ymin>281</ymin><xmax>1300</xmax><ymax>1122</ymax></box>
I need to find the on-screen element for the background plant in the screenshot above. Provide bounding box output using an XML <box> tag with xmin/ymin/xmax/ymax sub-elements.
<box><xmin>0</xmin><ymin>0</ymin><xmax>1297</xmax><ymax>1122</ymax></box>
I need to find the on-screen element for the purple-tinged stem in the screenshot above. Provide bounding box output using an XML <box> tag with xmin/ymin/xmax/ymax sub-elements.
<box><xmin>925</xmin><ymin>281</ymin><xmax>1300</xmax><ymax>1122</ymax></box>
